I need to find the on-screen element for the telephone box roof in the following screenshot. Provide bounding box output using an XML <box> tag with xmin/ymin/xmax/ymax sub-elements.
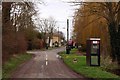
<box><xmin>89</xmin><ymin>38</ymin><xmax>100</xmax><ymax>40</ymax></box>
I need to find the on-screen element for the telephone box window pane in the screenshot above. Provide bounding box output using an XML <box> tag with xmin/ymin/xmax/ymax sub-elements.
<box><xmin>91</xmin><ymin>56</ymin><xmax>98</xmax><ymax>65</ymax></box>
<box><xmin>91</xmin><ymin>44</ymin><xmax>99</xmax><ymax>54</ymax></box>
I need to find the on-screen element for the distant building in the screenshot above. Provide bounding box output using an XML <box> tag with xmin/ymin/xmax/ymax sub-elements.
<box><xmin>46</xmin><ymin>31</ymin><xmax>65</xmax><ymax>47</ymax></box>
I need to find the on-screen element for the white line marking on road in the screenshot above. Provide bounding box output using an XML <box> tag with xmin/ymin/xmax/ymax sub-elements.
<box><xmin>45</xmin><ymin>53</ymin><xmax>48</xmax><ymax>65</ymax></box>
<box><xmin>46</xmin><ymin>61</ymin><xmax>48</xmax><ymax>65</ymax></box>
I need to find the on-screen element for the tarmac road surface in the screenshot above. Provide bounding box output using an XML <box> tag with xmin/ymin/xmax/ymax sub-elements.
<box><xmin>11</xmin><ymin>47</ymin><xmax>87</xmax><ymax>79</ymax></box>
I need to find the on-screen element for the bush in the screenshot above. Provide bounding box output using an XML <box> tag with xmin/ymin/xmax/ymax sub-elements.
<box><xmin>32</xmin><ymin>38</ymin><xmax>41</xmax><ymax>49</ymax></box>
<box><xmin>78</xmin><ymin>44</ymin><xmax>86</xmax><ymax>52</ymax></box>
<box><xmin>17</xmin><ymin>32</ymin><xmax>27</xmax><ymax>53</ymax></box>
<box><xmin>101</xmin><ymin>56</ymin><xmax>119</xmax><ymax>70</ymax></box>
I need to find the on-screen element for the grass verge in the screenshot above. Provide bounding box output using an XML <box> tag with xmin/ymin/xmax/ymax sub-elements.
<box><xmin>59</xmin><ymin>50</ymin><xmax>120</xmax><ymax>80</ymax></box>
<box><xmin>2</xmin><ymin>53</ymin><xmax>33</xmax><ymax>78</ymax></box>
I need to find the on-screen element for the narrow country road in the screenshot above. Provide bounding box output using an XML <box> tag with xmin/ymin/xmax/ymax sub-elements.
<box><xmin>11</xmin><ymin>47</ymin><xmax>86</xmax><ymax>79</ymax></box>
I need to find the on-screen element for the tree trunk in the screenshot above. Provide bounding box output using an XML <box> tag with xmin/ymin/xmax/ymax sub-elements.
<box><xmin>48</xmin><ymin>33</ymin><xmax>52</xmax><ymax>47</ymax></box>
<box><xmin>2</xmin><ymin>2</ymin><xmax>12</xmax><ymax>33</ymax></box>
<box><xmin>116</xmin><ymin>26</ymin><xmax>120</xmax><ymax>65</ymax></box>
<box><xmin>2</xmin><ymin>2</ymin><xmax>13</xmax><ymax>63</ymax></box>
<box><xmin>48</xmin><ymin>36</ymin><xmax>51</xmax><ymax>47</ymax></box>
<box><xmin>108</xmin><ymin>22</ymin><xmax>117</xmax><ymax>61</ymax></box>
<box><xmin>108</xmin><ymin>22</ymin><xmax>120</xmax><ymax>65</ymax></box>
<box><xmin>43</xmin><ymin>33</ymin><xmax>47</xmax><ymax>48</ymax></box>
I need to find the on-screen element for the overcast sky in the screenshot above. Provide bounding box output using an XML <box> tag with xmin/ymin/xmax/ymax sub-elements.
<box><xmin>35</xmin><ymin>0</ymin><xmax>79</xmax><ymax>39</ymax></box>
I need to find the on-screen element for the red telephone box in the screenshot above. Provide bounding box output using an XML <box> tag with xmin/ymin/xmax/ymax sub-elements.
<box><xmin>86</xmin><ymin>38</ymin><xmax>100</xmax><ymax>66</ymax></box>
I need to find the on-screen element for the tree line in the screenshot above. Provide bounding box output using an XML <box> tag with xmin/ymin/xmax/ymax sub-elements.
<box><xmin>2</xmin><ymin>2</ymin><xmax>58</xmax><ymax>64</ymax></box>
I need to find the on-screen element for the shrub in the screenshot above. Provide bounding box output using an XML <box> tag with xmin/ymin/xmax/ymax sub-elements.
<box><xmin>101</xmin><ymin>56</ymin><xmax>119</xmax><ymax>70</ymax></box>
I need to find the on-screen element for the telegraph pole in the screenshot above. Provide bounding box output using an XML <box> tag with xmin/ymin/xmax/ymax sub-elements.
<box><xmin>58</xmin><ymin>26</ymin><xmax>59</xmax><ymax>47</ymax></box>
<box><xmin>66</xmin><ymin>19</ymin><xmax>70</xmax><ymax>54</ymax></box>
<box><xmin>67</xmin><ymin>19</ymin><xmax>69</xmax><ymax>43</ymax></box>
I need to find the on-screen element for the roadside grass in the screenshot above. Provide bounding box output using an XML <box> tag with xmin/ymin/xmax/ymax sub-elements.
<box><xmin>70</xmin><ymin>48</ymin><xmax>78</xmax><ymax>54</ymax></box>
<box><xmin>0</xmin><ymin>69</ymin><xmax>1</xmax><ymax>79</ymax></box>
<box><xmin>59</xmin><ymin>49</ymin><xmax>120</xmax><ymax>80</ymax></box>
<box><xmin>2</xmin><ymin>53</ymin><xmax>33</xmax><ymax>78</ymax></box>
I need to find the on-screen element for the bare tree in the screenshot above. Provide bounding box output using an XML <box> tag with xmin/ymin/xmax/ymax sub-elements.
<box><xmin>2</xmin><ymin>1</ymin><xmax>41</xmax><ymax>63</ymax></box>
<box><xmin>36</xmin><ymin>17</ymin><xmax>57</xmax><ymax>47</ymax></box>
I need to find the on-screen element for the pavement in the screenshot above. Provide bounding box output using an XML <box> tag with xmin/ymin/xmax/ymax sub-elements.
<box><xmin>11</xmin><ymin>47</ymin><xmax>87</xmax><ymax>79</ymax></box>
